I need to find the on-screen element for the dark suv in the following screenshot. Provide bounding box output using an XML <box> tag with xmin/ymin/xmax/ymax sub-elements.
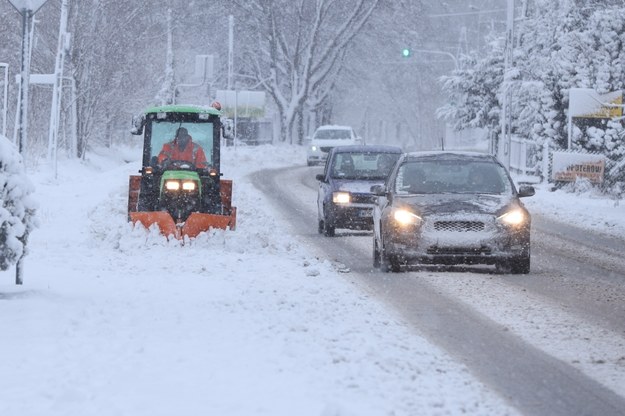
<box><xmin>316</xmin><ymin>145</ymin><xmax>402</xmax><ymax>236</ymax></box>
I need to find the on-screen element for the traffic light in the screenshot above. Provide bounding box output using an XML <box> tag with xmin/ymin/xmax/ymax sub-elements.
<box><xmin>402</xmin><ymin>48</ymin><xmax>411</xmax><ymax>58</ymax></box>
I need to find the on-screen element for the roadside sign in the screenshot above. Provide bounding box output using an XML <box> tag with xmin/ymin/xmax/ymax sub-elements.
<box><xmin>551</xmin><ymin>151</ymin><xmax>605</xmax><ymax>184</ymax></box>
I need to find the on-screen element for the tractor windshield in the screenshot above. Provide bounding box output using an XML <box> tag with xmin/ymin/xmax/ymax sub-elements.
<box><xmin>150</xmin><ymin>121</ymin><xmax>215</xmax><ymax>167</ymax></box>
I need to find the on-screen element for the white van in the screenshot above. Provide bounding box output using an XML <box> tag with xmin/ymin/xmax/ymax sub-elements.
<box><xmin>306</xmin><ymin>125</ymin><xmax>362</xmax><ymax>166</ymax></box>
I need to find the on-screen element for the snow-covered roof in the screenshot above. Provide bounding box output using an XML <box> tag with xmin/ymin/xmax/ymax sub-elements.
<box><xmin>315</xmin><ymin>125</ymin><xmax>353</xmax><ymax>131</ymax></box>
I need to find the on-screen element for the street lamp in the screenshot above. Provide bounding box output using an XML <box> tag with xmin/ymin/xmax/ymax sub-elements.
<box><xmin>6</xmin><ymin>0</ymin><xmax>50</xmax><ymax>285</ymax></box>
<box><xmin>6</xmin><ymin>0</ymin><xmax>51</xmax><ymax>158</ymax></box>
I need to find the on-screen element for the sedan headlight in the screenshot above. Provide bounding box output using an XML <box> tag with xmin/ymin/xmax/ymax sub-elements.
<box><xmin>311</xmin><ymin>145</ymin><xmax>318</xmax><ymax>152</ymax></box>
<box><xmin>393</xmin><ymin>209</ymin><xmax>422</xmax><ymax>226</ymax></box>
<box><xmin>333</xmin><ymin>191</ymin><xmax>351</xmax><ymax>204</ymax></box>
<box><xmin>165</xmin><ymin>180</ymin><xmax>180</xmax><ymax>191</ymax></box>
<box><xmin>497</xmin><ymin>209</ymin><xmax>527</xmax><ymax>226</ymax></box>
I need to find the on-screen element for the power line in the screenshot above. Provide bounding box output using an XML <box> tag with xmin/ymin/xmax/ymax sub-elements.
<box><xmin>428</xmin><ymin>8</ymin><xmax>506</xmax><ymax>18</ymax></box>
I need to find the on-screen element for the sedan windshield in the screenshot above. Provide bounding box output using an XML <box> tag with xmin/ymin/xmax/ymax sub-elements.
<box><xmin>395</xmin><ymin>160</ymin><xmax>512</xmax><ymax>194</ymax></box>
<box><xmin>331</xmin><ymin>152</ymin><xmax>400</xmax><ymax>180</ymax></box>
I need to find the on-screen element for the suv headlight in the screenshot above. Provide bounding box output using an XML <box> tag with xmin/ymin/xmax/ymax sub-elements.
<box><xmin>332</xmin><ymin>192</ymin><xmax>351</xmax><ymax>204</ymax></box>
<box><xmin>393</xmin><ymin>209</ymin><xmax>422</xmax><ymax>226</ymax></box>
<box><xmin>497</xmin><ymin>209</ymin><xmax>527</xmax><ymax>226</ymax></box>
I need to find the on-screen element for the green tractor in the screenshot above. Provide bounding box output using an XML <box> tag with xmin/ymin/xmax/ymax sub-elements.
<box><xmin>128</xmin><ymin>104</ymin><xmax>236</xmax><ymax>239</ymax></box>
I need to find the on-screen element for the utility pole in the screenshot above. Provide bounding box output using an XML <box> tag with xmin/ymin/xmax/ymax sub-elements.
<box><xmin>0</xmin><ymin>62</ymin><xmax>8</xmax><ymax>137</ymax></box>
<box><xmin>48</xmin><ymin>0</ymin><xmax>70</xmax><ymax>178</ymax></box>
<box><xmin>227</xmin><ymin>15</ymin><xmax>234</xmax><ymax>90</ymax></box>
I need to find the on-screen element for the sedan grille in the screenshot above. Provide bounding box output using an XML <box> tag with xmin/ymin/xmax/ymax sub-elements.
<box><xmin>434</xmin><ymin>221</ymin><xmax>484</xmax><ymax>232</ymax></box>
<box><xmin>320</xmin><ymin>147</ymin><xmax>333</xmax><ymax>153</ymax></box>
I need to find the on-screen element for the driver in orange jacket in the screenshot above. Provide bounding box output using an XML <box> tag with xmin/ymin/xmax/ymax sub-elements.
<box><xmin>158</xmin><ymin>127</ymin><xmax>208</xmax><ymax>169</ymax></box>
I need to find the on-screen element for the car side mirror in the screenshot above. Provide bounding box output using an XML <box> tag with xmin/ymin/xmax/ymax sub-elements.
<box><xmin>315</xmin><ymin>174</ymin><xmax>325</xmax><ymax>182</ymax></box>
<box><xmin>370</xmin><ymin>184</ymin><xmax>386</xmax><ymax>196</ymax></box>
<box><xmin>518</xmin><ymin>185</ymin><xmax>535</xmax><ymax>198</ymax></box>
<box><xmin>130</xmin><ymin>114</ymin><xmax>145</xmax><ymax>135</ymax></box>
<box><xmin>221</xmin><ymin>118</ymin><xmax>234</xmax><ymax>140</ymax></box>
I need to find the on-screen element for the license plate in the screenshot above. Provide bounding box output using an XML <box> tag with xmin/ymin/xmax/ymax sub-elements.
<box><xmin>358</xmin><ymin>209</ymin><xmax>372</xmax><ymax>217</ymax></box>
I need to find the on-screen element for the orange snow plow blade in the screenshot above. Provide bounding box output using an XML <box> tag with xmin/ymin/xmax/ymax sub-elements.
<box><xmin>181</xmin><ymin>210</ymin><xmax>237</xmax><ymax>237</ymax></box>
<box><xmin>130</xmin><ymin>209</ymin><xmax>236</xmax><ymax>239</ymax></box>
<box><xmin>128</xmin><ymin>176</ymin><xmax>236</xmax><ymax>239</ymax></box>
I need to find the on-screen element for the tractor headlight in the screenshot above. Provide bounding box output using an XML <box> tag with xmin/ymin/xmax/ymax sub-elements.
<box><xmin>393</xmin><ymin>209</ymin><xmax>422</xmax><ymax>226</ymax></box>
<box><xmin>333</xmin><ymin>191</ymin><xmax>351</xmax><ymax>204</ymax></box>
<box><xmin>165</xmin><ymin>180</ymin><xmax>198</xmax><ymax>192</ymax></box>
<box><xmin>165</xmin><ymin>180</ymin><xmax>180</xmax><ymax>191</ymax></box>
<box><xmin>497</xmin><ymin>209</ymin><xmax>527</xmax><ymax>226</ymax></box>
<box><xmin>182</xmin><ymin>181</ymin><xmax>197</xmax><ymax>191</ymax></box>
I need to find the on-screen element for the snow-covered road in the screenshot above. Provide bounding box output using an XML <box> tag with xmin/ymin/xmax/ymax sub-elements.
<box><xmin>253</xmin><ymin>157</ymin><xmax>625</xmax><ymax>416</ymax></box>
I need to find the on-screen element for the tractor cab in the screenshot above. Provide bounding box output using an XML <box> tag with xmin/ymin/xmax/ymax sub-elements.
<box><xmin>128</xmin><ymin>104</ymin><xmax>236</xmax><ymax>239</ymax></box>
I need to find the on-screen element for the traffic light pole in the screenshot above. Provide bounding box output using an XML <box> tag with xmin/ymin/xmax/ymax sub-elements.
<box><xmin>400</xmin><ymin>49</ymin><xmax>458</xmax><ymax>70</ymax></box>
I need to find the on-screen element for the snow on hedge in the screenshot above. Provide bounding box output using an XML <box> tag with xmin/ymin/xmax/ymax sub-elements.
<box><xmin>0</xmin><ymin>135</ymin><xmax>37</xmax><ymax>270</ymax></box>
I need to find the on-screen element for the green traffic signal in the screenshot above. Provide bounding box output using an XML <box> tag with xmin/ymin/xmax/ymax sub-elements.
<box><xmin>402</xmin><ymin>48</ymin><xmax>411</xmax><ymax>58</ymax></box>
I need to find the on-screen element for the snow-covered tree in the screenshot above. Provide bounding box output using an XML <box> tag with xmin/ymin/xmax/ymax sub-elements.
<box><xmin>232</xmin><ymin>0</ymin><xmax>380</xmax><ymax>143</ymax></box>
<box><xmin>438</xmin><ymin>2</ymin><xmax>625</xmax><ymax>191</ymax></box>
<box><xmin>0</xmin><ymin>135</ymin><xmax>37</xmax><ymax>272</ymax></box>
<box><xmin>438</xmin><ymin>35</ymin><xmax>504</xmax><ymax>135</ymax></box>
<box><xmin>67</xmin><ymin>1</ymin><xmax>173</xmax><ymax>156</ymax></box>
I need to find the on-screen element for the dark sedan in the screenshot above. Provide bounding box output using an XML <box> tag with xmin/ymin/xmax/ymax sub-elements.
<box><xmin>316</xmin><ymin>145</ymin><xmax>402</xmax><ymax>236</ymax></box>
<box><xmin>372</xmin><ymin>151</ymin><xmax>535</xmax><ymax>273</ymax></box>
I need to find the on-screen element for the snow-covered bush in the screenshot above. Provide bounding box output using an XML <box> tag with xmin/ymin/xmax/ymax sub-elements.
<box><xmin>0</xmin><ymin>135</ymin><xmax>37</xmax><ymax>271</ymax></box>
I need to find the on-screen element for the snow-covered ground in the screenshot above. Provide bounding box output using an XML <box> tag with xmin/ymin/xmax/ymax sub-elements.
<box><xmin>1</xmin><ymin>143</ymin><xmax>624</xmax><ymax>416</ymax></box>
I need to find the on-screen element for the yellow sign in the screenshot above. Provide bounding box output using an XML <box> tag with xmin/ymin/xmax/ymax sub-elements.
<box><xmin>570</xmin><ymin>89</ymin><xmax>623</xmax><ymax>119</ymax></box>
<box><xmin>580</xmin><ymin>95</ymin><xmax>623</xmax><ymax>119</ymax></box>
